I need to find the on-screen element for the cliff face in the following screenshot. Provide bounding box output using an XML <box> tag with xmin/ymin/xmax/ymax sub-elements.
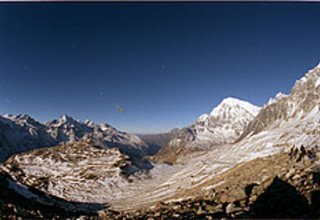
<box><xmin>240</xmin><ymin>64</ymin><xmax>320</xmax><ymax>140</ymax></box>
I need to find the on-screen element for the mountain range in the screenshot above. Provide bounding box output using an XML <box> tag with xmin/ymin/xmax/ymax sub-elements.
<box><xmin>0</xmin><ymin>64</ymin><xmax>320</xmax><ymax>218</ymax></box>
<box><xmin>0</xmin><ymin>114</ymin><xmax>148</xmax><ymax>163</ymax></box>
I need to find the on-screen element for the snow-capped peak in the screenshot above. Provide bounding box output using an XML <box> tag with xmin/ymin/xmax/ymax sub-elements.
<box><xmin>210</xmin><ymin>97</ymin><xmax>260</xmax><ymax>117</ymax></box>
<box><xmin>59</xmin><ymin>114</ymin><xmax>77</xmax><ymax>124</ymax></box>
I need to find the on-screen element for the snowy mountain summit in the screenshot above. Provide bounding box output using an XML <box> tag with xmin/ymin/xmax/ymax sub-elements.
<box><xmin>154</xmin><ymin>97</ymin><xmax>261</xmax><ymax>163</ymax></box>
<box><xmin>189</xmin><ymin>97</ymin><xmax>261</xmax><ymax>146</ymax></box>
<box><xmin>210</xmin><ymin>97</ymin><xmax>260</xmax><ymax>117</ymax></box>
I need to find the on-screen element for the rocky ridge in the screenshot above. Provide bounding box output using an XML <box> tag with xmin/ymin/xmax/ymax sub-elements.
<box><xmin>239</xmin><ymin>63</ymin><xmax>320</xmax><ymax>143</ymax></box>
<box><xmin>0</xmin><ymin>140</ymin><xmax>151</xmax><ymax>204</ymax></box>
<box><xmin>0</xmin><ymin>170</ymin><xmax>106</xmax><ymax>219</ymax></box>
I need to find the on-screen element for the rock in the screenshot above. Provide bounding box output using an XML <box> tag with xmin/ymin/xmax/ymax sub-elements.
<box><xmin>261</xmin><ymin>175</ymin><xmax>270</xmax><ymax>182</ymax></box>
<box><xmin>292</xmin><ymin>174</ymin><xmax>301</xmax><ymax>180</ymax></box>
<box><xmin>293</xmin><ymin>179</ymin><xmax>302</xmax><ymax>186</ymax></box>
<box><xmin>205</xmin><ymin>204</ymin><xmax>215</xmax><ymax>212</ymax></box>
<box><xmin>172</xmin><ymin>213</ymin><xmax>180</xmax><ymax>218</ymax></box>
<box><xmin>220</xmin><ymin>188</ymin><xmax>246</xmax><ymax>203</ymax></box>
<box><xmin>204</xmin><ymin>189</ymin><xmax>216</xmax><ymax>198</ymax></box>
<box><xmin>226</xmin><ymin>203</ymin><xmax>242</xmax><ymax>215</ymax></box>
<box><xmin>172</xmin><ymin>205</ymin><xmax>181</xmax><ymax>211</ymax></box>
<box><xmin>285</xmin><ymin>168</ymin><xmax>296</xmax><ymax>180</ymax></box>
<box><xmin>249</xmin><ymin>195</ymin><xmax>258</xmax><ymax>204</ymax></box>
<box><xmin>194</xmin><ymin>202</ymin><xmax>200</xmax><ymax>207</ymax></box>
<box><xmin>211</xmin><ymin>207</ymin><xmax>224</xmax><ymax>216</ymax></box>
<box><xmin>239</xmin><ymin>199</ymin><xmax>247</xmax><ymax>207</ymax></box>
<box><xmin>196</xmin><ymin>206</ymin><xmax>205</xmax><ymax>215</ymax></box>
<box><xmin>201</xmin><ymin>201</ymin><xmax>207</xmax><ymax>206</ymax></box>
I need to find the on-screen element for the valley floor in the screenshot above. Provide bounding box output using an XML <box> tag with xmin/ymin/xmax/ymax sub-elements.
<box><xmin>105</xmin><ymin>152</ymin><xmax>320</xmax><ymax>219</ymax></box>
<box><xmin>2</xmin><ymin>146</ymin><xmax>320</xmax><ymax>219</ymax></box>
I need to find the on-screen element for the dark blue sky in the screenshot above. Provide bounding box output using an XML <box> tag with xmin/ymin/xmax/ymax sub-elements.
<box><xmin>0</xmin><ymin>3</ymin><xmax>319</xmax><ymax>133</ymax></box>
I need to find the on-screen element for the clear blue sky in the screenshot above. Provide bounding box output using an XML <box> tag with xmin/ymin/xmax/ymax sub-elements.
<box><xmin>0</xmin><ymin>3</ymin><xmax>319</xmax><ymax>134</ymax></box>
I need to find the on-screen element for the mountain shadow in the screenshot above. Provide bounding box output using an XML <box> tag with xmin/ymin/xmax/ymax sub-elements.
<box><xmin>248</xmin><ymin>176</ymin><xmax>315</xmax><ymax>218</ymax></box>
<box><xmin>144</xmin><ymin>143</ymin><xmax>162</xmax><ymax>155</ymax></box>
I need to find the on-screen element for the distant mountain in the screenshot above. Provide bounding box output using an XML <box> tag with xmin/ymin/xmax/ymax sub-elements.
<box><xmin>0</xmin><ymin>114</ymin><xmax>148</xmax><ymax>162</ymax></box>
<box><xmin>138</xmin><ymin>128</ymin><xmax>179</xmax><ymax>155</ymax></box>
<box><xmin>154</xmin><ymin>97</ymin><xmax>261</xmax><ymax>164</ymax></box>
<box><xmin>0</xmin><ymin>114</ymin><xmax>57</xmax><ymax>162</ymax></box>
<box><xmin>46</xmin><ymin>115</ymin><xmax>148</xmax><ymax>158</ymax></box>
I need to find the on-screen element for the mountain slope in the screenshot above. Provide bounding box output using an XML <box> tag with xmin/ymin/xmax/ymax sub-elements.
<box><xmin>0</xmin><ymin>114</ymin><xmax>57</xmax><ymax>162</ymax></box>
<box><xmin>238</xmin><ymin>63</ymin><xmax>320</xmax><ymax>146</ymax></box>
<box><xmin>154</xmin><ymin>97</ymin><xmax>261</xmax><ymax>163</ymax></box>
<box><xmin>138</xmin><ymin>128</ymin><xmax>179</xmax><ymax>155</ymax></box>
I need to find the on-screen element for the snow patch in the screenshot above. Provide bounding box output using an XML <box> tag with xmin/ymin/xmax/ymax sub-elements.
<box><xmin>315</xmin><ymin>78</ymin><xmax>320</xmax><ymax>87</ymax></box>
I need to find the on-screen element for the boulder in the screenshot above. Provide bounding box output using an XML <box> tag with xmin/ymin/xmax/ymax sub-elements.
<box><xmin>220</xmin><ymin>188</ymin><xmax>247</xmax><ymax>203</ymax></box>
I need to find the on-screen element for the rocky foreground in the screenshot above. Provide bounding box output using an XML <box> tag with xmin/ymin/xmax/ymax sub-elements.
<box><xmin>105</xmin><ymin>153</ymin><xmax>320</xmax><ymax>219</ymax></box>
<box><xmin>1</xmin><ymin>151</ymin><xmax>319</xmax><ymax>219</ymax></box>
<box><xmin>0</xmin><ymin>171</ymin><xmax>105</xmax><ymax>219</ymax></box>
<box><xmin>0</xmin><ymin>140</ymin><xmax>153</xmax><ymax>205</ymax></box>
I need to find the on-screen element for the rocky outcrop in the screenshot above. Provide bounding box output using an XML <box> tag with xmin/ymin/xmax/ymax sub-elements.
<box><xmin>0</xmin><ymin>170</ymin><xmax>106</xmax><ymax>219</ymax></box>
<box><xmin>1</xmin><ymin>140</ymin><xmax>152</xmax><ymax>204</ymax></box>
